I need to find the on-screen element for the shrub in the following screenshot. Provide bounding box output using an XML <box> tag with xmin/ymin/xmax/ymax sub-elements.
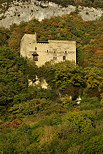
<box><xmin>8</xmin><ymin>98</ymin><xmax>51</xmax><ymax>119</ymax></box>
<box><xmin>39</xmin><ymin>114</ymin><xmax>62</xmax><ymax>126</ymax></box>
<box><xmin>13</xmin><ymin>86</ymin><xmax>59</xmax><ymax>104</ymax></box>
<box><xmin>62</xmin><ymin>111</ymin><xmax>95</xmax><ymax>133</ymax></box>
<box><xmin>56</xmin><ymin>124</ymin><xmax>73</xmax><ymax>139</ymax></box>
<box><xmin>8</xmin><ymin>98</ymin><xmax>67</xmax><ymax>120</ymax></box>
<box><xmin>80</xmin><ymin>97</ymin><xmax>102</xmax><ymax>110</ymax></box>
<box><xmin>79</xmin><ymin>133</ymin><xmax>103</xmax><ymax>154</ymax></box>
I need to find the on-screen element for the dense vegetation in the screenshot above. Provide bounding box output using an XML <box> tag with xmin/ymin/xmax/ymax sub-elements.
<box><xmin>0</xmin><ymin>0</ymin><xmax>103</xmax><ymax>8</ymax></box>
<box><xmin>0</xmin><ymin>47</ymin><xmax>28</xmax><ymax>105</ymax></box>
<box><xmin>39</xmin><ymin>0</ymin><xmax>103</xmax><ymax>8</ymax></box>
<box><xmin>0</xmin><ymin>14</ymin><xmax>103</xmax><ymax>67</ymax></box>
<box><xmin>0</xmin><ymin>47</ymin><xmax>103</xmax><ymax>153</ymax></box>
<box><xmin>0</xmin><ymin>13</ymin><xmax>103</xmax><ymax>153</ymax></box>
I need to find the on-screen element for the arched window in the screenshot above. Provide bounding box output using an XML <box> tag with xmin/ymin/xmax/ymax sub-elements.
<box><xmin>32</xmin><ymin>52</ymin><xmax>38</xmax><ymax>61</ymax></box>
<box><xmin>35</xmin><ymin>47</ymin><xmax>37</xmax><ymax>50</ymax></box>
<box><xmin>63</xmin><ymin>56</ymin><xmax>66</xmax><ymax>61</ymax></box>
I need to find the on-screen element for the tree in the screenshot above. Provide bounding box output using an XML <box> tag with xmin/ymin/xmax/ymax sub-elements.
<box><xmin>0</xmin><ymin>47</ymin><xmax>28</xmax><ymax>105</ymax></box>
<box><xmin>0</xmin><ymin>27</ymin><xmax>10</xmax><ymax>46</ymax></box>
<box><xmin>38</xmin><ymin>61</ymin><xmax>85</xmax><ymax>96</ymax></box>
<box><xmin>84</xmin><ymin>66</ymin><xmax>103</xmax><ymax>91</ymax></box>
<box><xmin>26</xmin><ymin>60</ymin><xmax>38</xmax><ymax>82</ymax></box>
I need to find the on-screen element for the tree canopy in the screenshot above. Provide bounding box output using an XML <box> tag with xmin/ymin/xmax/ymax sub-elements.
<box><xmin>0</xmin><ymin>47</ymin><xmax>28</xmax><ymax>105</ymax></box>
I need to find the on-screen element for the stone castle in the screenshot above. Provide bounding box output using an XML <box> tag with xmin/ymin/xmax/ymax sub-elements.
<box><xmin>20</xmin><ymin>33</ymin><xmax>76</xmax><ymax>66</ymax></box>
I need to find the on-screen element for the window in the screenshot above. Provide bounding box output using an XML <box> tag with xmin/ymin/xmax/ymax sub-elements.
<box><xmin>47</xmin><ymin>50</ymin><xmax>48</xmax><ymax>53</ymax></box>
<box><xmin>65</xmin><ymin>51</ymin><xmax>68</xmax><ymax>54</ymax></box>
<box><xmin>53</xmin><ymin>56</ymin><xmax>57</xmax><ymax>60</ymax></box>
<box><xmin>33</xmin><ymin>55</ymin><xmax>38</xmax><ymax>61</ymax></box>
<box><xmin>35</xmin><ymin>47</ymin><xmax>37</xmax><ymax>50</ymax></box>
<box><xmin>32</xmin><ymin>52</ymin><xmax>38</xmax><ymax>61</ymax></box>
<box><xmin>63</xmin><ymin>56</ymin><xmax>66</xmax><ymax>61</ymax></box>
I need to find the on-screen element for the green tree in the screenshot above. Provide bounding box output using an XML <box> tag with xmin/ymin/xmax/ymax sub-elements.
<box><xmin>63</xmin><ymin>111</ymin><xmax>95</xmax><ymax>133</ymax></box>
<box><xmin>0</xmin><ymin>27</ymin><xmax>10</xmax><ymax>46</ymax></box>
<box><xmin>0</xmin><ymin>47</ymin><xmax>28</xmax><ymax>105</ymax></box>
<box><xmin>84</xmin><ymin>66</ymin><xmax>103</xmax><ymax>91</ymax></box>
<box><xmin>26</xmin><ymin>60</ymin><xmax>38</xmax><ymax>82</ymax></box>
<box><xmin>38</xmin><ymin>61</ymin><xmax>85</xmax><ymax>96</ymax></box>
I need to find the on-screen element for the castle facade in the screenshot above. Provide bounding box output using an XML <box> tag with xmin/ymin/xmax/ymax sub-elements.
<box><xmin>20</xmin><ymin>33</ymin><xmax>76</xmax><ymax>66</ymax></box>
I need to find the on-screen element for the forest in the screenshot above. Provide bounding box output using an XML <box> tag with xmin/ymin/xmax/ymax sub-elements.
<box><xmin>0</xmin><ymin>13</ymin><xmax>103</xmax><ymax>153</ymax></box>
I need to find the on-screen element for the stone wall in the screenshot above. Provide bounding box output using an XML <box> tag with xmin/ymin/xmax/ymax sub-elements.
<box><xmin>20</xmin><ymin>33</ymin><xmax>76</xmax><ymax>67</ymax></box>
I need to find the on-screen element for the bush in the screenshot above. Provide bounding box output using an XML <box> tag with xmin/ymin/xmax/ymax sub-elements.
<box><xmin>9</xmin><ymin>98</ymin><xmax>51</xmax><ymax>119</ymax></box>
<box><xmin>39</xmin><ymin>114</ymin><xmax>62</xmax><ymax>126</ymax></box>
<box><xmin>8</xmin><ymin>98</ymin><xmax>68</xmax><ymax>120</ymax></box>
<box><xmin>80</xmin><ymin>97</ymin><xmax>102</xmax><ymax>110</ymax></box>
<box><xmin>0</xmin><ymin>123</ymin><xmax>43</xmax><ymax>154</ymax></box>
<box><xmin>0</xmin><ymin>125</ymin><xmax>31</xmax><ymax>154</ymax></box>
<box><xmin>13</xmin><ymin>86</ymin><xmax>59</xmax><ymax>104</ymax></box>
<box><xmin>56</xmin><ymin>124</ymin><xmax>73</xmax><ymax>139</ymax></box>
<box><xmin>79</xmin><ymin>133</ymin><xmax>103</xmax><ymax>154</ymax></box>
<box><xmin>62</xmin><ymin>111</ymin><xmax>95</xmax><ymax>133</ymax></box>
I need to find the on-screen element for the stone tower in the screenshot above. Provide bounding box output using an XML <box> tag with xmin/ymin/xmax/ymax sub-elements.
<box><xmin>20</xmin><ymin>33</ymin><xmax>76</xmax><ymax>66</ymax></box>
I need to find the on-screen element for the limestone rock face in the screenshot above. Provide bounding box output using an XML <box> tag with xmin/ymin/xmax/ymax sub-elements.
<box><xmin>78</xmin><ymin>6</ymin><xmax>103</xmax><ymax>21</ymax></box>
<box><xmin>0</xmin><ymin>0</ymin><xmax>103</xmax><ymax>28</ymax></box>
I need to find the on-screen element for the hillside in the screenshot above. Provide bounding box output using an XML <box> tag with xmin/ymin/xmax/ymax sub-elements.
<box><xmin>0</xmin><ymin>0</ymin><xmax>103</xmax><ymax>8</ymax></box>
<box><xmin>0</xmin><ymin>47</ymin><xmax>103</xmax><ymax>153</ymax></box>
<box><xmin>0</xmin><ymin>46</ymin><xmax>103</xmax><ymax>154</ymax></box>
<box><xmin>0</xmin><ymin>0</ymin><xmax>103</xmax><ymax>27</ymax></box>
<box><xmin>0</xmin><ymin>1</ymin><xmax>103</xmax><ymax>153</ymax></box>
<box><xmin>0</xmin><ymin>14</ymin><xmax>103</xmax><ymax>67</ymax></box>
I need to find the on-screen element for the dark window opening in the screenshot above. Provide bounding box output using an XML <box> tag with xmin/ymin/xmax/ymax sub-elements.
<box><xmin>53</xmin><ymin>56</ymin><xmax>57</xmax><ymax>60</ymax></box>
<box><xmin>35</xmin><ymin>47</ymin><xmax>37</xmax><ymax>50</ymax></box>
<box><xmin>33</xmin><ymin>56</ymin><xmax>38</xmax><ymax>61</ymax></box>
<box><xmin>63</xmin><ymin>56</ymin><xmax>66</xmax><ymax>61</ymax></box>
<box><xmin>65</xmin><ymin>51</ymin><xmax>68</xmax><ymax>54</ymax></box>
<box><xmin>47</xmin><ymin>50</ymin><xmax>48</xmax><ymax>53</ymax></box>
<box><xmin>32</xmin><ymin>52</ymin><xmax>39</xmax><ymax>61</ymax></box>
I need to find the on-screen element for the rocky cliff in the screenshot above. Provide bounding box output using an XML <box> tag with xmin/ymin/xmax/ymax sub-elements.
<box><xmin>0</xmin><ymin>0</ymin><xmax>103</xmax><ymax>28</ymax></box>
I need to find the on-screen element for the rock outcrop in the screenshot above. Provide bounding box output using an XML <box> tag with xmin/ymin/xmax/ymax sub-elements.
<box><xmin>0</xmin><ymin>0</ymin><xmax>103</xmax><ymax>28</ymax></box>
